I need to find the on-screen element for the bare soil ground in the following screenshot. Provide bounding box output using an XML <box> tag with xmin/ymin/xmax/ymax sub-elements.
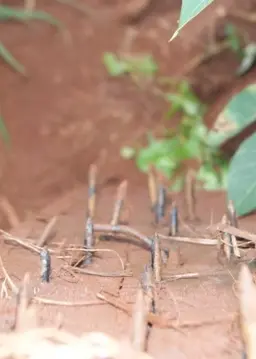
<box><xmin>1</xmin><ymin>185</ymin><xmax>256</xmax><ymax>358</ymax></box>
<box><xmin>0</xmin><ymin>0</ymin><xmax>256</xmax><ymax>357</ymax></box>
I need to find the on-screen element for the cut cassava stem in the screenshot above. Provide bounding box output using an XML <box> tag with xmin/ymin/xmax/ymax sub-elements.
<box><xmin>184</xmin><ymin>169</ymin><xmax>197</xmax><ymax>221</ymax></box>
<box><xmin>88</xmin><ymin>164</ymin><xmax>97</xmax><ymax>218</ymax></box>
<box><xmin>227</xmin><ymin>200</ymin><xmax>240</xmax><ymax>258</ymax></box>
<box><xmin>147</xmin><ymin>166</ymin><xmax>157</xmax><ymax>211</ymax></box>
<box><xmin>169</xmin><ymin>201</ymin><xmax>178</xmax><ymax>236</ymax></box>
<box><xmin>152</xmin><ymin>234</ymin><xmax>162</xmax><ymax>283</ymax></box>
<box><xmin>111</xmin><ymin>180</ymin><xmax>128</xmax><ymax>226</ymax></box>
<box><xmin>130</xmin><ymin>289</ymin><xmax>148</xmax><ymax>352</ymax></box>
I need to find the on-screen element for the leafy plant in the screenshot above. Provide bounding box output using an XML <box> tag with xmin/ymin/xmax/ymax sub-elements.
<box><xmin>0</xmin><ymin>5</ymin><xmax>62</xmax><ymax>75</ymax></box>
<box><xmin>105</xmin><ymin>0</ymin><xmax>256</xmax><ymax>216</ymax></box>
<box><xmin>121</xmin><ymin>80</ymin><xmax>228</xmax><ymax>192</ymax></box>
<box><xmin>169</xmin><ymin>0</ymin><xmax>256</xmax><ymax>216</ymax></box>
<box><xmin>103</xmin><ymin>52</ymin><xmax>158</xmax><ymax>79</ymax></box>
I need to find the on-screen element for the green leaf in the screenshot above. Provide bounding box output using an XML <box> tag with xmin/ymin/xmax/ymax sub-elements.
<box><xmin>166</xmin><ymin>93</ymin><xmax>201</xmax><ymax>117</ymax></box>
<box><xmin>0</xmin><ymin>42</ymin><xmax>26</xmax><ymax>75</ymax></box>
<box><xmin>120</xmin><ymin>146</ymin><xmax>136</xmax><ymax>159</ymax></box>
<box><xmin>0</xmin><ymin>5</ymin><xmax>62</xmax><ymax>27</ymax></box>
<box><xmin>236</xmin><ymin>43</ymin><xmax>256</xmax><ymax>76</ymax></box>
<box><xmin>135</xmin><ymin>136</ymin><xmax>190</xmax><ymax>173</ymax></box>
<box><xmin>0</xmin><ymin>112</ymin><xmax>10</xmax><ymax>145</ymax></box>
<box><xmin>197</xmin><ymin>163</ymin><xmax>226</xmax><ymax>190</ymax></box>
<box><xmin>103</xmin><ymin>52</ymin><xmax>128</xmax><ymax>76</ymax></box>
<box><xmin>225</xmin><ymin>23</ymin><xmax>243</xmax><ymax>58</ymax></box>
<box><xmin>127</xmin><ymin>55</ymin><xmax>158</xmax><ymax>76</ymax></box>
<box><xmin>227</xmin><ymin>133</ymin><xmax>256</xmax><ymax>216</ymax></box>
<box><xmin>154</xmin><ymin>156</ymin><xmax>177</xmax><ymax>178</ymax></box>
<box><xmin>170</xmin><ymin>0</ymin><xmax>214</xmax><ymax>41</ymax></box>
<box><xmin>207</xmin><ymin>84</ymin><xmax>256</xmax><ymax>148</ymax></box>
<box><xmin>170</xmin><ymin>175</ymin><xmax>185</xmax><ymax>192</ymax></box>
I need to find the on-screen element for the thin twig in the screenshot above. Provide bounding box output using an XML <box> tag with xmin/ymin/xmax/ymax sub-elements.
<box><xmin>69</xmin><ymin>265</ymin><xmax>132</xmax><ymax>278</ymax></box>
<box><xmin>158</xmin><ymin>233</ymin><xmax>218</xmax><ymax>246</ymax></box>
<box><xmin>96</xmin><ymin>291</ymin><xmax>179</xmax><ymax>330</ymax></box>
<box><xmin>97</xmin><ymin>292</ymin><xmax>234</xmax><ymax>330</ymax></box>
<box><xmin>0</xmin><ymin>230</ymin><xmax>40</xmax><ymax>254</ymax></box>
<box><xmin>94</xmin><ymin>224</ymin><xmax>152</xmax><ymax>247</ymax></box>
<box><xmin>210</xmin><ymin>223</ymin><xmax>256</xmax><ymax>244</ymax></box>
<box><xmin>65</xmin><ymin>247</ymin><xmax>125</xmax><ymax>270</ymax></box>
<box><xmin>0</xmin><ymin>256</ymin><xmax>106</xmax><ymax>307</ymax></box>
<box><xmin>161</xmin><ymin>269</ymin><xmax>232</xmax><ymax>282</ymax></box>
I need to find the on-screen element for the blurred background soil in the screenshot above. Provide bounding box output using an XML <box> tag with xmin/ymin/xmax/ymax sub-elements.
<box><xmin>0</xmin><ymin>0</ymin><xmax>255</xmax><ymax>228</ymax></box>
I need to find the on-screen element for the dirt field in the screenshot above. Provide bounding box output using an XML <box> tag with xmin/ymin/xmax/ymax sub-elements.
<box><xmin>0</xmin><ymin>0</ymin><xmax>256</xmax><ymax>357</ymax></box>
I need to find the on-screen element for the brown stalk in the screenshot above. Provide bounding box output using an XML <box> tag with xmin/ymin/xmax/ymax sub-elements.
<box><xmin>37</xmin><ymin>216</ymin><xmax>58</xmax><ymax>247</ymax></box>
<box><xmin>147</xmin><ymin>166</ymin><xmax>157</xmax><ymax>210</ymax></box>
<box><xmin>111</xmin><ymin>180</ymin><xmax>128</xmax><ymax>226</ymax></box>
<box><xmin>88</xmin><ymin>164</ymin><xmax>97</xmax><ymax>218</ymax></box>
<box><xmin>210</xmin><ymin>223</ymin><xmax>256</xmax><ymax>244</ymax></box>
<box><xmin>130</xmin><ymin>289</ymin><xmax>148</xmax><ymax>352</ymax></box>
<box><xmin>152</xmin><ymin>234</ymin><xmax>162</xmax><ymax>283</ymax></box>
<box><xmin>183</xmin><ymin>169</ymin><xmax>197</xmax><ymax>221</ymax></box>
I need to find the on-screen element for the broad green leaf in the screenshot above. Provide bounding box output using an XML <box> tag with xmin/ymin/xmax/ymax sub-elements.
<box><xmin>0</xmin><ymin>5</ymin><xmax>62</xmax><ymax>27</ymax></box>
<box><xmin>236</xmin><ymin>43</ymin><xmax>256</xmax><ymax>76</ymax></box>
<box><xmin>120</xmin><ymin>146</ymin><xmax>136</xmax><ymax>159</ymax></box>
<box><xmin>170</xmin><ymin>0</ymin><xmax>214</xmax><ymax>41</ymax></box>
<box><xmin>227</xmin><ymin>133</ymin><xmax>256</xmax><ymax>216</ymax></box>
<box><xmin>207</xmin><ymin>84</ymin><xmax>256</xmax><ymax>148</ymax></box>
<box><xmin>103</xmin><ymin>53</ymin><xmax>128</xmax><ymax>76</ymax></box>
<box><xmin>0</xmin><ymin>42</ymin><xmax>26</xmax><ymax>75</ymax></box>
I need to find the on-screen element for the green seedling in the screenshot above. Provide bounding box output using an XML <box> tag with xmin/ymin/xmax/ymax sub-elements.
<box><xmin>0</xmin><ymin>5</ymin><xmax>63</xmax><ymax>75</ymax></box>
<box><xmin>121</xmin><ymin>80</ymin><xmax>228</xmax><ymax>192</ymax></box>
<box><xmin>103</xmin><ymin>52</ymin><xmax>158</xmax><ymax>80</ymax></box>
<box><xmin>169</xmin><ymin>0</ymin><xmax>256</xmax><ymax>217</ymax></box>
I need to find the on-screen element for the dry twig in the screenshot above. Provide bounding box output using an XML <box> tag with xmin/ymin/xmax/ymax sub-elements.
<box><xmin>210</xmin><ymin>223</ymin><xmax>256</xmax><ymax>244</ymax></box>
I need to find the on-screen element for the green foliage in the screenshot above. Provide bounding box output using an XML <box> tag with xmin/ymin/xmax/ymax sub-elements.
<box><xmin>169</xmin><ymin>0</ymin><xmax>214</xmax><ymax>41</ymax></box>
<box><xmin>121</xmin><ymin>80</ymin><xmax>228</xmax><ymax>192</ymax></box>
<box><xmin>0</xmin><ymin>5</ymin><xmax>62</xmax><ymax>75</ymax></box>
<box><xmin>0</xmin><ymin>42</ymin><xmax>25</xmax><ymax>75</ymax></box>
<box><xmin>0</xmin><ymin>5</ymin><xmax>62</xmax><ymax>143</ymax></box>
<box><xmin>227</xmin><ymin>133</ymin><xmax>256</xmax><ymax>216</ymax></box>
<box><xmin>237</xmin><ymin>43</ymin><xmax>256</xmax><ymax>76</ymax></box>
<box><xmin>172</xmin><ymin>0</ymin><xmax>256</xmax><ymax>216</ymax></box>
<box><xmin>103</xmin><ymin>52</ymin><xmax>158</xmax><ymax>78</ymax></box>
<box><xmin>103</xmin><ymin>0</ymin><xmax>256</xmax><ymax>216</ymax></box>
<box><xmin>0</xmin><ymin>112</ymin><xmax>10</xmax><ymax>145</ymax></box>
<box><xmin>225</xmin><ymin>23</ymin><xmax>244</xmax><ymax>59</ymax></box>
<box><xmin>224</xmin><ymin>23</ymin><xmax>256</xmax><ymax>76</ymax></box>
<box><xmin>207</xmin><ymin>84</ymin><xmax>256</xmax><ymax>148</ymax></box>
